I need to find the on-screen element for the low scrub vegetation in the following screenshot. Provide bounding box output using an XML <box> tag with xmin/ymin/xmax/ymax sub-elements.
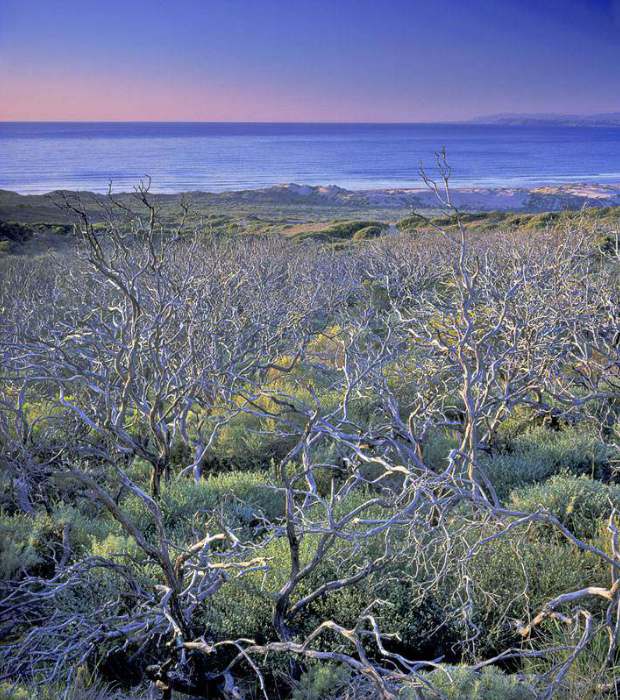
<box><xmin>398</xmin><ymin>205</ymin><xmax>620</xmax><ymax>236</ymax></box>
<box><xmin>1</xmin><ymin>168</ymin><xmax>619</xmax><ymax>698</ymax></box>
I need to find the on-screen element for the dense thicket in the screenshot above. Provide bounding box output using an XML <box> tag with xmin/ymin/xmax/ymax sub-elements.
<box><xmin>0</xmin><ymin>180</ymin><xmax>619</xmax><ymax>699</ymax></box>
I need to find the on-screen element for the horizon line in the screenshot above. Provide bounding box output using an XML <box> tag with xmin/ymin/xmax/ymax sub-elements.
<box><xmin>0</xmin><ymin>118</ymin><xmax>467</xmax><ymax>125</ymax></box>
<box><xmin>2</xmin><ymin>113</ymin><xmax>619</xmax><ymax>126</ymax></box>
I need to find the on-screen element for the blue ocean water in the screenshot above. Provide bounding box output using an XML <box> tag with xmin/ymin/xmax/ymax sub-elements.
<box><xmin>1</xmin><ymin>122</ymin><xmax>620</xmax><ymax>194</ymax></box>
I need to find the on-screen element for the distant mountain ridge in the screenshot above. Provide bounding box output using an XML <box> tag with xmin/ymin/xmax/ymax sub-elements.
<box><xmin>468</xmin><ymin>112</ymin><xmax>620</xmax><ymax>127</ymax></box>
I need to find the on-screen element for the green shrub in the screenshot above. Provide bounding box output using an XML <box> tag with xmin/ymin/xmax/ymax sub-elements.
<box><xmin>482</xmin><ymin>426</ymin><xmax>610</xmax><ymax>498</ymax></box>
<box><xmin>352</xmin><ymin>225</ymin><xmax>383</xmax><ymax>241</ymax></box>
<box><xmin>122</xmin><ymin>471</ymin><xmax>284</xmax><ymax>544</ymax></box>
<box><xmin>0</xmin><ymin>512</ymin><xmax>58</xmax><ymax>578</ymax></box>
<box><xmin>0</xmin><ymin>501</ymin><xmax>130</xmax><ymax>579</ymax></box>
<box><xmin>214</xmin><ymin>412</ymin><xmax>294</xmax><ymax>471</ymax></box>
<box><xmin>397</xmin><ymin>213</ymin><xmax>429</xmax><ymax>232</ymax></box>
<box><xmin>0</xmin><ymin>682</ymin><xmax>31</xmax><ymax>700</ymax></box>
<box><xmin>298</xmin><ymin>220</ymin><xmax>385</xmax><ymax>242</ymax></box>
<box><xmin>373</xmin><ymin>580</ymin><xmax>460</xmax><ymax>657</ymax></box>
<box><xmin>490</xmin><ymin>406</ymin><xmax>542</xmax><ymax>447</ymax></box>
<box><xmin>322</xmin><ymin>220</ymin><xmax>383</xmax><ymax>240</ymax></box>
<box><xmin>523</xmin><ymin>624</ymin><xmax>619</xmax><ymax>699</ymax></box>
<box><xmin>201</xmin><ymin>489</ymin><xmax>386</xmax><ymax>641</ymax></box>
<box><xmin>509</xmin><ymin>475</ymin><xmax>620</xmax><ymax>539</ymax></box>
<box><xmin>462</xmin><ymin>527</ymin><xmax>607</xmax><ymax>655</ymax></box>
<box><xmin>418</xmin><ymin>665</ymin><xmax>535</xmax><ymax>699</ymax></box>
<box><xmin>52</xmin><ymin>503</ymin><xmax>117</xmax><ymax>550</ymax></box>
<box><xmin>422</xmin><ymin>429</ymin><xmax>459</xmax><ymax>471</ymax></box>
<box><xmin>201</xmin><ymin>489</ymin><xmax>458</xmax><ymax>657</ymax></box>
<box><xmin>90</xmin><ymin>532</ymin><xmax>143</xmax><ymax>560</ymax></box>
<box><xmin>293</xmin><ymin>663</ymin><xmax>352</xmax><ymax>700</ymax></box>
<box><xmin>0</xmin><ymin>680</ymin><xmax>137</xmax><ymax>700</ymax></box>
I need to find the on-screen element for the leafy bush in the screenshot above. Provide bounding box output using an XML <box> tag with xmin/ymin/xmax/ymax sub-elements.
<box><xmin>523</xmin><ymin>624</ymin><xmax>619</xmax><ymax>699</ymax></box>
<box><xmin>90</xmin><ymin>532</ymin><xmax>142</xmax><ymax>560</ymax></box>
<box><xmin>397</xmin><ymin>212</ymin><xmax>429</xmax><ymax>232</ymax></box>
<box><xmin>418</xmin><ymin>665</ymin><xmax>535</xmax><ymax>699</ymax></box>
<box><xmin>321</xmin><ymin>220</ymin><xmax>384</xmax><ymax>240</ymax></box>
<box><xmin>298</xmin><ymin>220</ymin><xmax>385</xmax><ymax>242</ymax></box>
<box><xmin>422</xmin><ymin>429</ymin><xmax>459</xmax><ymax>471</ymax></box>
<box><xmin>213</xmin><ymin>411</ymin><xmax>294</xmax><ymax>471</ymax></box>
<box><xmin>482</xmin><ymin>426</ymin><xmax>610</xmax><ymax>498</ymax></box>
<box><xmin>462</xmin><ymin>528</ymin><xmax>607</xmax><ymax>655</ymax></box>
<box><xmin>122</xmin><ymin>471</ymin><xmax>284</xmax><ymax>543</ymax></box>
<box><xmin>490</xmin><ymin>406</ymin><xmax>543</xmax><ymax>447</ymax></box>
<box><xmin>509</xmin><ymin>475</ymin><xmax>620</xmax><ymax>539</ymax></box>
<box><xmin>352</xmin><ymin>225</ymin><xmax>383</xmax><ymax>241</ymax></box>
<box><xmin>292</xmin><ymin>663</ymin><xmax>352</xmax><ymax>700</ymax></box>
<box><xmin>0</xmin><ymin>512</ymin><xmax>58</xmax><ymax>578</ymax></box>
<box><xmin>202</xmin><ymin>490</ymin><xmax>459</xmax><ymax>656</ymax></box>
<box><xmin>0</xmin><ymin>500</ymin><xmax>128</xmax><ymax>579</ymax></box>
<box><xmin>0</xmin><ymin>680</ymin><xmax>136</xmax><ymax>700</ymax></box>
<box><xmin>0</xmin><ymin>220</ymin><xmax>33</xmax><ymax>246</ymax></box>
<box><xmin>0</xmin><ymin>682</ymin><xmax>30</xmax><ymax>700</ymax></box>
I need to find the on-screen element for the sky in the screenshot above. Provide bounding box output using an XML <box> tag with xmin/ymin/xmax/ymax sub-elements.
<box><xmin>0</xmin><ymin>0</ymin><xmax>619</xmax><ymax>122</ymax></box>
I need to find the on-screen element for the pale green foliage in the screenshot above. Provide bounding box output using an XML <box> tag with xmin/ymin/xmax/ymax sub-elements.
<box><xmin>422</xmin><ymin>429</ymin><xmax>459</xmax><ymax>470</ymax></box>
<box><xmin>121</xmin><ymin>470</ymin><xmax>285</xmax><ymax>542</ymax></box>
<box><xmin>510</xmin><ymin>474</ymin><xmax>620</xmax><ymax>539</ymax></box>
<box><xmin>418</xmin><ymin>665</ymin><xmax>536</xmax><ymax>699</ymax></box>
<box><xmin>482</xmin><ymin>426</ymin><xmax>610</xmax><ymax>497</ymax></box>
<box><xmin>292</xmin><ymin>664</ymin><xmax>352</xmax><ymax>700</ymax></box>
<box><xmin>462</xmin><ymin>528</ymin><xmax>607</xmax><ymax>654</ymax></box>
<box><xmin>0</xmin><ymin>680</ymin><xmax>138</xmax><ymax>700</ymax></box>
<box><xmin>523</xmin><ymin>625</ymin><xmax>620</xmax><ymax>699</ymax></box>
<box><xmin>0</xmin><ymin>512</ymin><xmax>54</xmax><ymax>579</ymax></box>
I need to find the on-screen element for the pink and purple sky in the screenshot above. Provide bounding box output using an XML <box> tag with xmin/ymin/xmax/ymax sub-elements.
<box><xmin>1</xmin><ymin>0</ymin><xmax>619</xmax><ymax>122</ymax></box>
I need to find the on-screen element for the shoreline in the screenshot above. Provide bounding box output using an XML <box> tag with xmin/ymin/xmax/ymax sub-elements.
<box><xmin>3</xmin><ymin>181</ymin><xmax>620</xmax><ymax>214</ymax></box>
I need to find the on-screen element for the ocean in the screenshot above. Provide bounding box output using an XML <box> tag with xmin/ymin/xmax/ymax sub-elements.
<box><xmin>1</xmin><ymin>122</ymin><xmax>620</xmax><ymax>194</ymax></box>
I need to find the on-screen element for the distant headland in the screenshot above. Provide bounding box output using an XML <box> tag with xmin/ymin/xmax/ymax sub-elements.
<box><xmin>466</xmin><ymin>112</ymin><xmax>620</xmax><ymax>127</ymax></box>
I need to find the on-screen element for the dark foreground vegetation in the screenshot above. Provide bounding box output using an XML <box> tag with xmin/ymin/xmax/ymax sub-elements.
<box><xmin>1</xmin><ymin>165</ymin><xmax>620</xmax><ymax>699</ymax></box>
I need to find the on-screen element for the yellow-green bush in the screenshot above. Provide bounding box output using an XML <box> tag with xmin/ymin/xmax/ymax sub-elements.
<box><xmin>509</xmin><ymin>474</ymin><xmax>620</xmax><ymax>540</ymax></box>
<box><xmin>482</xmin><ymin>426</ymin><xmax>610</xmax><ymax>498</ymax></box>
<box><xmin>121</xmin><ymin>471</ymin><xmax>285</xmax><ymax>545</ymax></box>
<box><xmin>0</xmin><ymin>512</ymin><xmax>58</xmax><ymax>578</ymax></box>
<box><xmin>462</xmin><ymin>528</ymin><xmax>607</xmax><ymax>655</ymax></box>
<box><xmin>201</xmin><ymin>490</ymin><xmax>459</xmax><ymax>657</ymax></box>
<box><xmin>417</xmin><ymin>665</ymin><xmax>535</xmax><ymax>699</ymax></box>
<box><xmin>292</xmin><ymin>663</ymin><xmax>352</xmax><ymax>700</ymax></box>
